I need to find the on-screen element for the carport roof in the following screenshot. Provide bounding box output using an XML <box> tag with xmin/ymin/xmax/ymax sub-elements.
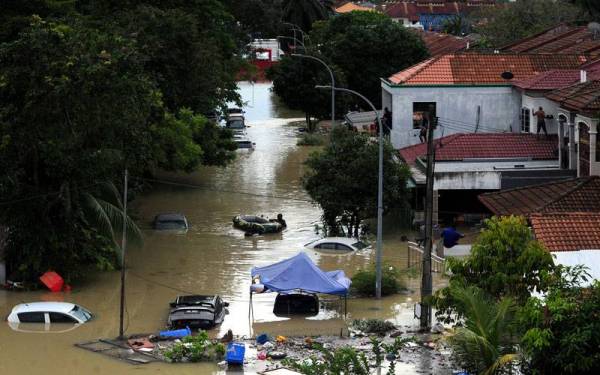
<box><xmin>478</xmin><ymin>176</ymin><xmax>600</xmax><ymax>216</ymax></box>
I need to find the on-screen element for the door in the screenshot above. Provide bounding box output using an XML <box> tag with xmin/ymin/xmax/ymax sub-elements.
<box><xmin>579</xmin><ymin>123</ymin><xmax>590</xmax><ymax>176</ymax></box>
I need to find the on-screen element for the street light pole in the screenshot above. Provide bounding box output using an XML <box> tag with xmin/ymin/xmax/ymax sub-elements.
<box><xmin>293</xmin><ymin>54</ymin><xmax>335</xmax><ymax>127</ymax></box>
<box><xmin>316</xmin><ymin>85</ymin><xmax>384</xmax><ymax>298</ymax></box>
<box><xmin>118</xmin><ymin>168</ymin><xmax>128</xmax><ymax>339</ymax></box>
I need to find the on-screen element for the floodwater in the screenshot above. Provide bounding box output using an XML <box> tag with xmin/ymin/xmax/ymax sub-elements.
<box><xmin>0</xmin><ymin>82</ymin><xmax>448</xmax><ymax>374</ymax></box>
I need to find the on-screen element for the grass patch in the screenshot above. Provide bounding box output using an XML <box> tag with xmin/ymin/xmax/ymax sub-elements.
<box><xmin>297</xmin><ymin>133</ymin><xmax>325</xmax><ymax>146</ymax></box>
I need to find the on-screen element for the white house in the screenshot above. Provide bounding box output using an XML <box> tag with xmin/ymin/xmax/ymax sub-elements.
<box><xmin>381</xmin><ymin>53</ymin><xmax>589</xmax><ymax>149</ymax></box>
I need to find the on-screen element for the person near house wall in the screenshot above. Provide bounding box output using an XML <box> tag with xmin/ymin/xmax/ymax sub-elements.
<box><xmin>533</xmin><ymin>106</ymin><xmax>548</xmax><ymax>137</ymax></box>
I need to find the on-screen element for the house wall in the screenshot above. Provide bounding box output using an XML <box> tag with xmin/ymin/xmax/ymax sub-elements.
<box><xmin>575</xmin><ymin>115</ymin><xmax>600</xmax><ymax>176</ymax></box>
<box><xmin>382</xmin><ymin>83</ymin><xmax>521</xmax><ymax>148</ymax></box>
<box><xmin>521</xmin><ymin>93</ymin><xmax>560</xmax><ymax>135</ymax></box>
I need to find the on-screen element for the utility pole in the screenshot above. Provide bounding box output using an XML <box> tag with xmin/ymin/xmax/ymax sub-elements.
<box><xmin>118</xmin><ymin>169</ymin><xmax>128</xmax><ymax>339</ymax></box>
<box><xmin>420</xmin><ymin>110</ymin><xmax>436</xmax><ymax>330</ymax></box>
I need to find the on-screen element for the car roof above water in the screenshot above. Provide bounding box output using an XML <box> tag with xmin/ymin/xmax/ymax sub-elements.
<box><xmin>154</xmin><ymin>213</ymin><xmax>187</xmax><ymax>222</ymax></box>
<box><xmin>11</xmin><ymin>302</ymin><xmax>76</xmax><ymax>314</ymax></box>
<box><xmin>307</xmin><ymin>237</ymin><xmax>364</xmax><ymax>247</ymax></box>
<box><xmin>173</xmin><ymin>295</ymin><xmax>218</xmax><ymax>305</ymax></box>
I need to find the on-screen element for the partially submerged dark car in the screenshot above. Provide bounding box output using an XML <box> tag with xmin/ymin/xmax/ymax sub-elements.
<box><xmin>273</xmin><ymin>292</ymin><xmax>319</xmax><ymax>317</ymax></box>
<box><xmin>167</xmin><ymin>295</ymin><xmax>228</xmax><ymax>329</ymax></box>
<box><xmin>153</xmin><ymin>213</ymin><xmax>188</xmax><ymax>231</ymax></box>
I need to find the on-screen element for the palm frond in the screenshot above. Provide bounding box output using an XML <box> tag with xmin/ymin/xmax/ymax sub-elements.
<box><xmin>482</xmin><ymin>353</ymin><xmax>518</xmax><ymax>375</ymax></box>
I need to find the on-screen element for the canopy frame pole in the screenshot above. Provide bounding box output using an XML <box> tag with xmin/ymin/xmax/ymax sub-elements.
<box><xmin>344</xmin><ymin>295</ymin><xmax>347</xmax><ymax>319</ymax></box>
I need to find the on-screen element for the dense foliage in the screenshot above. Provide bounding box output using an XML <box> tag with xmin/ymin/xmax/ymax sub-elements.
<box><xmin>0</xmin><ymin>2</ymin><xmax>241</xmax><ymax>282</ymax></box>
<box><xmin>432</xmin><ymin>216</ymin><xmax>599</xmax><ymax>374</ymax></box>
<box><xmin>471</xmin><ymin>0</ymin><xmax>587</xmax><ymax>48</ymax></box>
<box><xmin>519</xmin><ymin>272</ymin><xmax>600</xmax><ymax>374</ymax></box>
<box><xmin>163</xmin><ymin>330</ymin><xmax>226</xmax><ymax>362</ymax></box>
<box><xmin>310</xmin><ymin>11</ymin><xmax>428</xmax><ymax>107</ymax></box>
<box><xmin>268</xmin><ymin>55</ymin><xmax>346</xmax><ymax>130</ymax></box>
<box><xmin>433</xmin><ymin>216</ymin><xmax>555</xmax><ymax>322</ymax></box>
<box><xmin>303</xmin><ymin>127</ymin><xmax>410</xmax><ymax>236</ymax></box>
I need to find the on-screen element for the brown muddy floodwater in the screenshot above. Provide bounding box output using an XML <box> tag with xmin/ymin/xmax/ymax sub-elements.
<box><xmin>0</xmin><ymin>82</ymin><xmax>448</xmax><ymax>374</ymax></box>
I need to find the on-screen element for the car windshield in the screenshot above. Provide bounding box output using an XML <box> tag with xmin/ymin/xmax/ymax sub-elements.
<box><xmin>157</xmin><ymin>220</ymin><xmax>187</xmax><ymax>230</ymax></box>
<box><xmin>70</xmin><ymin>305</ymin><xmax>92</xmax><ymax>322</ymax></box>
<box><xmin>227</xmin><ymin>120</ymin><xmax>244</xmax><ymax>129</ymax></box>
<box><xmin>352</xmin><ymin>241</ymin><xmax>368</xmax><ymax>250</ymax></box>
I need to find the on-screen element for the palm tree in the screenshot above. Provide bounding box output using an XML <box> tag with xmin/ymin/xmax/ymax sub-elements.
<box><xmin>80</xmin><ymin>181</ymin><xmax>142</xmax><ymax>255</ymax></box>
<box><xmin>282</xmin><ymin>0</ymin><xmax>329</xmax><ymax>32</ymax></box>
<box><xmin>447</xmin><ymin>285</ymin><xmax>518</xmax><ymax>375</ymax></box>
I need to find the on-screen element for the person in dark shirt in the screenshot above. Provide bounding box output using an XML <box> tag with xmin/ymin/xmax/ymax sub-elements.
<box><xmin>533</xmin><ymin>106</ymin><xmax>548</xmax><ymax>137</ymax></box>
<box><xmin>441</xmin><ymin>226</ymin><xmax>464</xmax><ymax>248</ymax></box>
<box><xmin>275</xmin><ymin>213</ymin><xmax>286</xmax><ymax>228</ymax></box>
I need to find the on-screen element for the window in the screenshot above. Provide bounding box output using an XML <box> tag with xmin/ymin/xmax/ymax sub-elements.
<box><xmin>49</xmin><ymin>312</ymin><xmax>77</xmax><ymax>323</ymax></box>
<box><xmin>315</xmin><ymin>243</ymin><xmax>336</xmax><ymax>250</ymax></box>
<box><xmin>413</xmin><ymin>102</ymin><xmax>436</xmax><ymax>129</ymax></box>
<box><xmin>17</xmin><ymin>312</ymin><xmax>45</xmax><ymax>323</ymax></box>
<box><xmin>351</xmin><ymin>241</ymin><xmax>368</xmax><ymax>250</ymax></box>
<box><xmin>521</xmin><ymin>108</ymin><xmax>530</xmax><ymax>132</ymax></box>
<box><xmin>335</xmin><ymin>244</ymin><xmax>353</xmax><ymax>252</ymax></box>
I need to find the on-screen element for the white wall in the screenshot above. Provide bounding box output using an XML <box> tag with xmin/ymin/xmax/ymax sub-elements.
<box><xmin>521</xmin><ymin>93</ymin><xmax>560</xmax><ymax>135</ymax></box>
<box><xmin>383</xmin><ymin>83</ymin><xmax>521</xmax><ymax>148</ymax></box>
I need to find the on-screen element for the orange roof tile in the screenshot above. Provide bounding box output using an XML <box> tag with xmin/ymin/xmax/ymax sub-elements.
<box><xmin>414</xmin><ymin>30</ymin><xmax>470</xmax><ymax>56</ymax></box>
<box><xmin>335</xmin><ymin>2</ymin><xmax>375</xmax><ymax>13</ymax></box>
<box><xmin>503</xmin><ymin>25</ymin><xmax>600</xmax><ymax>56</ymax></box>
<box><xmin>478</xmin><ymin>176</ymin><xmax>600</xmax><ymax>216</ymax></box>
<box><xmin>399</xmin><ymin>133</ymin><xmax>558</xmax><ymax>166</ymax></box>
<box><xmin>545</xmin><ymin>80</ymin><xmax>600</xmax><ymax>116</ymax></box>
<box><xmin>512</xmin><ymin>69</ymin><xmax>581</xmax><ymax>91</ymax></box>
<box><xmin>531</xmin><ymin>212</ymin><xmax>600</xmax><ymax>252</ymax></box>
<box><xmin>388</xmin><ymin>53</ymin><xmax>588</xmax><ymax>85</ymax></box>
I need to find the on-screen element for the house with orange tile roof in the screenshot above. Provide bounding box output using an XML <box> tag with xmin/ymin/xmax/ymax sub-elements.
<box><xmin>335</xmin><ymin>2</ymin><xmax>376</xmax><ymax>13</ymax></box>
<box><xmin>381</xmin><ymin>53</ymin><xmax>589</xmax><ymax>148</ymax></box>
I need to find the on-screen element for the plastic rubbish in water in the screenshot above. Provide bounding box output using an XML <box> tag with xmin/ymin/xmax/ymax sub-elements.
<box><xmin>256</xmin><ymin>333</ymin><xmax>269</xmax><ymax>345</ymax></box>
<box><xmin>263</xmin><ymin>341</ymin><xmax>274</xmax><ymax>350</ymax></box>
<box><xmin>39</xmin><ymin>271</ymin><xmax>64</xmax><ymax>292</ymax></box>
<box><xmin>276</xmin><ymin>335</ymin><xmax>287</xmax><ymax>343</ymax></box>
<box><xmin>159</xmin><ymin>326</ymin><xmax>191</xmax><ymax>338</ymax></box>
<box><xmin>257</xmin><ymin>351</ymin><xmax>267</xmax><ymax>360</ymax></box>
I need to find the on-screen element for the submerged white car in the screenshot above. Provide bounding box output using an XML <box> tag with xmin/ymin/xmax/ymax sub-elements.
<box><xmin>7</xmin><ymin>302</ymin><xmax>93</xmax><ymax>324</ymax></box>
<box><xmin>304</xmin><ymin>237</ymin><xmax>371</xmax><ymax>254</ymax></box>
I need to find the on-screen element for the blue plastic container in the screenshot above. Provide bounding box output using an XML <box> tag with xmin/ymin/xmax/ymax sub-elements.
<box><xmin>159</xmin><ymin>326</ymin><xmax>191</xmax><ymax>338</ymax></box>
<box><xmin>226</xmin><ymin>342</ymin><xmax>245</xmax><ymax>365</ymax></box>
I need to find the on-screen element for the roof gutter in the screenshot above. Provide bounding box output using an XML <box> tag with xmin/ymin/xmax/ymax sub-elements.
<box><xmin>381</xmin><ymin>78</ymin><xmax>513</xmax><ymax>88</ymax></box>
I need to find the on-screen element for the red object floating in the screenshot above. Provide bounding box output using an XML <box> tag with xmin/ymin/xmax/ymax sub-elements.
<box><xmin>39</xmin><ymin>271</ymin><xmax>64</xmax><ymax>292</ymax></box>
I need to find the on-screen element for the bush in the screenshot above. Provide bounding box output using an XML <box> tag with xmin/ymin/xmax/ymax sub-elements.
<box><xmin>351</xmin><ymin>319</ymin><xmax>396</xmax><ymax>334</ymax></box>
<box><xmin>163</xmin><ymin>331</ymin><xmax>225</xmax><ymax>363</ymax></box>
<box><xmin>351</xmin><ymin>263</ymin><xmax>404</xmax><ymax>296</ymax></box>
<box><xmin>297</xmin><ymin>133</ymin><xmax>325</xmax><ymax>146</ymax></box>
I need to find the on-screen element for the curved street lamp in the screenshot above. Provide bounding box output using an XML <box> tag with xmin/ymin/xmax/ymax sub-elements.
<box><xmin>315</xmin><ymin>85</ymin><xmax>384</xmax><ymax>299</ymax></box>
<box><xmin>293</xmin><ymin>54</ymin><xmax>335</xmax><ymax>127</ymax></box>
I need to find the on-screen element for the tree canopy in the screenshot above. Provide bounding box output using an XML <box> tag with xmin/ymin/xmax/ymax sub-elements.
<box><xmin>303</xmin><ymin>127</ymin><xmax>410</xmax><ymax>236</ymax></box>
<box><xmin>0</xmin><ymin>2</ymin><xmax>242</xmax><ymax>282</ymax></box>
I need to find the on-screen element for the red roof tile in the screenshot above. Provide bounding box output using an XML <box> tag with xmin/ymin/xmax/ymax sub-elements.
<box><xmin>545</xmin><ymin>80</ymin><xmax>600</xmax><ymax>116</ymax></box>
<box><xmin>531</xmin><ymin>212</ymin><xmax>600</xmax><ymax>252</ymax></box>
<box><xmin>414</xmin><ymin>30</ymin><xmax>470</xmax><ymax>56</ymax></box>
<box><xmin>399</xmin><ymin>133</ymin><xmax>558</xmax><ymax>166</ymax></box>
<box><xmin>388</xmin><ymin>53</ymin><xmax>588</xmax><ymax>85</ymax></box>
<box><xmin>512</xmin><ymin>69</ymin><xmax>582</xmax><ymax>91</ymax></box>
<box><xmin>384</xmin><ymin>1</ymin><xmax>498</xmax><ymax>21</ymax></box>
<box><xmin>478</xmin><ymin>176</ymin><xmax>600</xmax><ymax>216</ymax></box>
<box><xmin>503</xmin><ymin>25</ymin><xmax>600</xmax><ymax>56</ymax></box>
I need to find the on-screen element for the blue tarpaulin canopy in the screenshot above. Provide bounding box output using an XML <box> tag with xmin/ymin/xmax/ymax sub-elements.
<box><xmin>250</xmin><ymin>252</ymin><xmax>351</xmax><ymax>296</ymax></box>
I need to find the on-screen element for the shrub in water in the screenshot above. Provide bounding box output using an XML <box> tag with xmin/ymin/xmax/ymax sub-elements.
<box><xmin>297</xmin><ymin>133</ymin><xmax>325</xmax><ymax>146</ymax></box>
<box><xmin>351</xmin><ymin>319</ymin><xmax>396</xmax><ymax>334</ymax></box>
<box><xmin>351</xmin><ymin>263</ymin><xmax>404</xmax><ymax>296</ymax></box>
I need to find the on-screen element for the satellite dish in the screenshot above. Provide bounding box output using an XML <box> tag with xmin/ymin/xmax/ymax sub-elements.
<box><xmin>501</xmin><ymin>71</ymin><xmax>514</xmax><ymax>80</ymax></box>
<box><xmin>589</xmin><ymin>22</ymin><xmax>600</xmax><ymax>39</ymax></box>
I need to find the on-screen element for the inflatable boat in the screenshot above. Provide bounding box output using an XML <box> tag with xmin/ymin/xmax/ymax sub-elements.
<box><xmin>232</xmin><ymin>215</ymin><xmax>283</xmax><ymax>234</ymax></box>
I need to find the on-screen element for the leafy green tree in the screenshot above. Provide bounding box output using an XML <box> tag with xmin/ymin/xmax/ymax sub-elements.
<box><xmin>570</xmin><ymin>0</ymin><xmax>600</xmax><ymax>18</ymax></box>
<box><xmin>223</xmin><ymin>0</ymin><xmax>284</xmax><ymax>38</ymax></box>
<box><xmin>471</xmin><ymin>0</ymin><xmax>586</xmax><ymax>48</ymax></box>
<box><xmin>267</xmin><ymin>55</ymin><xmax>346</xmax><ymax>130</ymax></box>
<box><xmin>303</xmin><ymin>127</ymin><xmax>410</xmax><ymax>236</ymax></box>
<box><xmin>433</xmin><ymin>216</ymin><xmax>556</xmax><ymax>322</ymax></box>
<box><xmin>310</xmin><ymin>11</ymin><xmax>428</xmax><ymax>107</ymax></box>
<box><xmin>519</xmin><ymin>269</ymin><xmax>600</xmax><ymax>374</ymax></box>
<box><xmin>282</xmin><ymin>0</ymin><xmax>330</xmax><ymax>33</ymax></box>
<box><xmin>447</xmin><ymin>285</ymin><xmax>519</xmax><ymax>375</ymax></box>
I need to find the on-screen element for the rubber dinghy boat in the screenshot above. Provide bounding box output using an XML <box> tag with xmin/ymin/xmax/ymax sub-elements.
<box><xmin>232</xmin><ymin>215</ymin><xmax>283</xmax><ymax>234</ymax></box>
